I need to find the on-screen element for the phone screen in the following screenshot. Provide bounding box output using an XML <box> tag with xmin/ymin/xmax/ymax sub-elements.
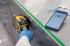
<box><xmin>46</xmin><ymin>10</ymin><xmax>68</xmax><ymax>30</ymax></box>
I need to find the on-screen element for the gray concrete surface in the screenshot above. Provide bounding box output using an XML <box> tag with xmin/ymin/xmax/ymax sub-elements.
<box><xmin>0</xmin><ymin>0</ymin><xmax>21</xmax><ymax>46</ymax></box>
<box><xmin>17</xmin><ymin>0</ymin><xmax>70</xmax><ymax>46</ymax></box>
<box><xmin>0</xmin><ymin>21</ymin><xmax>14</xmax><ymax>46</ymax></box>
<box><xmin>0</xmin><ymin>0</ymin><xmax>61</xmax><ymax>46</ymax></box>
<box><xmin>31</xmin><ymin>21</ymin><xmax>59</xmax><ymax>46</ymax></box>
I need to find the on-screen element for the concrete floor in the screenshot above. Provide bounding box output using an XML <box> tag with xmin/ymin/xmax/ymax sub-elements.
<box><xmin>0</xmin><ymin>0</ymin><xmax>21</xmax><ymax>46</ymax></box>
<box><xmin>0</xmin><ymin>21</ymin><xmax>14</xmax><ymax>46</ymax></box>
<box><xmin>0</xmin><ymin>0</ymin><xmax>59</xmax><ymax>46</ymax></box>
<box><xmin>20</xmin><ymin>0</ymin><xmax>70</xmax><ymax>46</ymax></box>
<box><xmin>31</xmin><ymin>21</ymin><xmax>59</xmax><ymax>46</ymax></box>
